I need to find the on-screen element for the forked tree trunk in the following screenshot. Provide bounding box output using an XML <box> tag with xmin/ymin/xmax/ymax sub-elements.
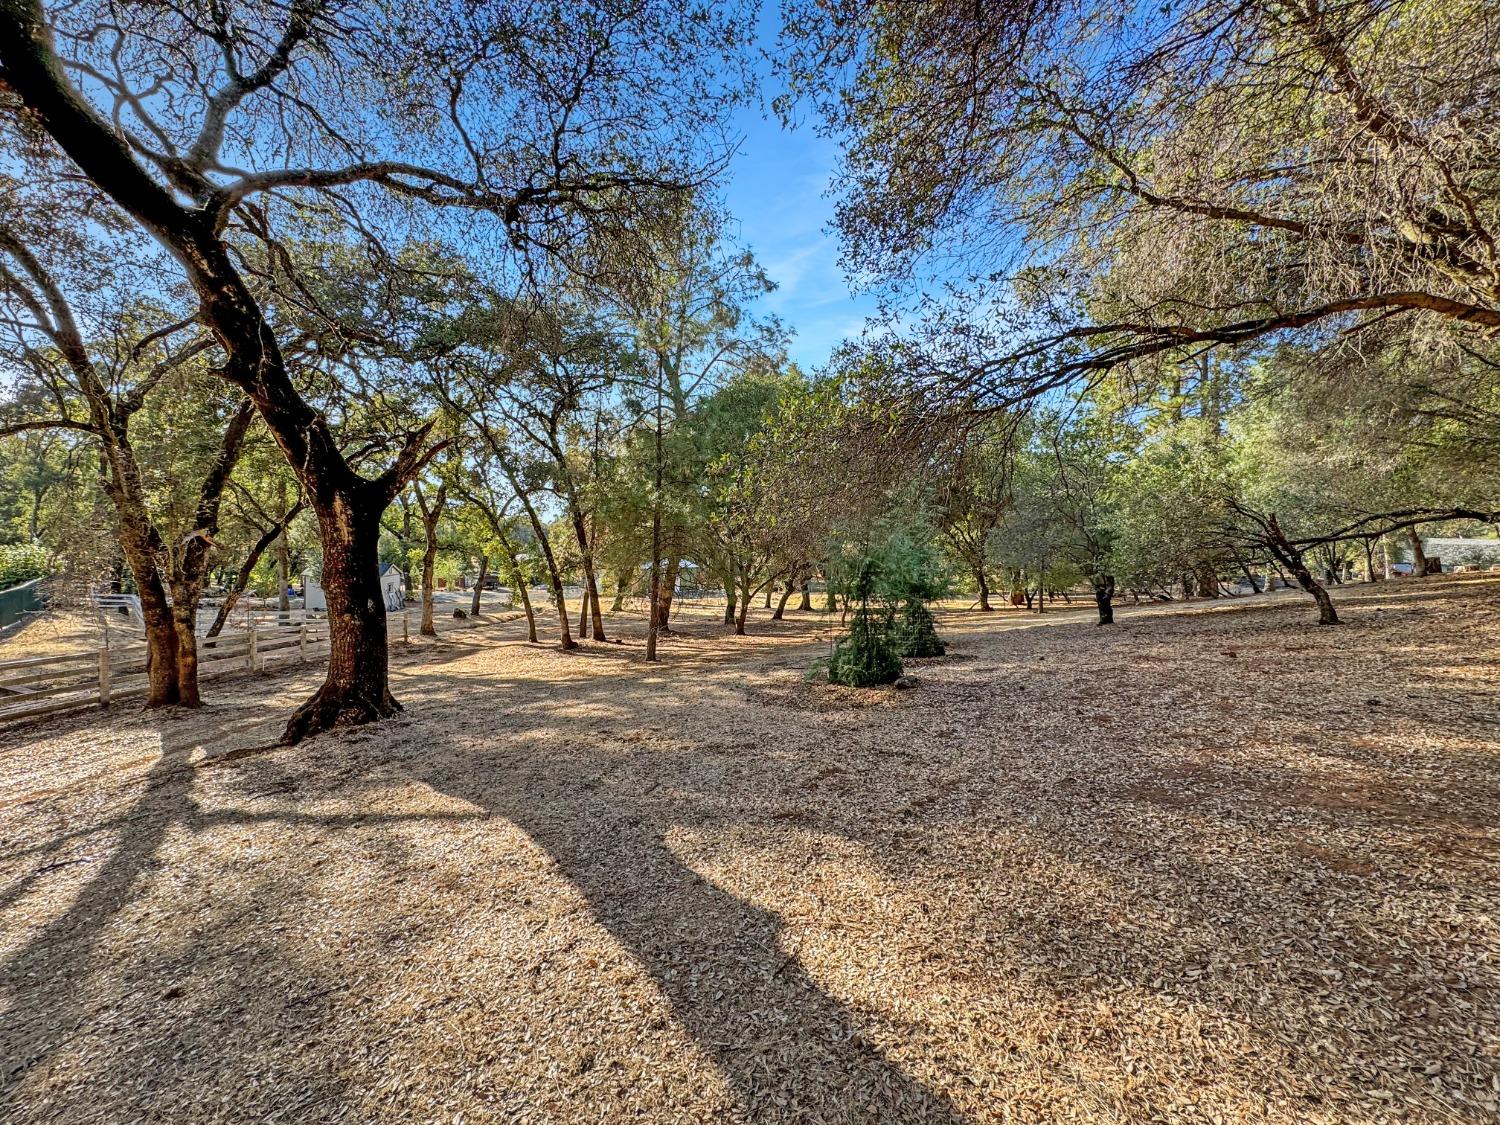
<box><xmin>975</xmin><ymin>569</ymin><xmax>993</xmax><ymax>611</ymax></box>
<box><xmin>0</xmin><ymin>7</ymin><xmax>431</xmax><ymax>743</ymax></box>
<box><xmin>655</xmin><ymin>557</ymin><xmax>680</xmax><ymax>631</ymax></box>
<box><xmin>611</xmin><ymin>568</ymin><xmax>631</xmax><ymax>612</ymax></box>
<box><xmin>1091</xmin><ymin>573</ymin><xmax>1116</xmax><ymax>626</ymax></box>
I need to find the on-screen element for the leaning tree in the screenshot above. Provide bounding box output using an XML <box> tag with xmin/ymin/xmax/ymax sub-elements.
<box><xmin>0</xmin><ymin>0</ymin><xmax>752</xmax><ymax>740</ymax></box>
<box><xmin>782</xmin><ymin>0</ymin><xmax>1500</xmax><ymax>405</ymax></box>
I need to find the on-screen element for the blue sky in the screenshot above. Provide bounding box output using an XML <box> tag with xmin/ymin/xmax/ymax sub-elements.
<box><xmin>720</xmin><ymin>59</ymin><xmax>882</xmax><ymax>373</ymax></box>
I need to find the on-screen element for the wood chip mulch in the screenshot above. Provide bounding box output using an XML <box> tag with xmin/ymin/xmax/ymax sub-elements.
<box><xmin>1</xmin><ymin>577</ymin><xmax>1497</xmax><ymax>1123</ymax></box>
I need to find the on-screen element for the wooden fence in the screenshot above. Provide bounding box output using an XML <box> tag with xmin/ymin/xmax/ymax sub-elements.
<box><xmin>0</xmin><ymin>620</ymin><xmax>330</xmax><ymax>725</ymax></box>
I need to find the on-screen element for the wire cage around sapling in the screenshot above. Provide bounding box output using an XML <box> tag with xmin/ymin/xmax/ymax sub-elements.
<box><xmin>824</xmin><ymin>558</ymin><xmax>904</xmax><ymax>688</ymax></box>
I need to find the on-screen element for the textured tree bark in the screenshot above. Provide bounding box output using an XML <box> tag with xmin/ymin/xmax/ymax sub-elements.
<box><xmin>276</xmin><ymin>528</ymin><xmax>290</xmax><ymax>618</ymax></box>
<box><xmin>415</xmin><ymin>483</ymin><xmax>446</xmax><ymax>637</ymax></box>
<box><xmin>283</xmin><ymin>489</ymin><xmax>399</xmax><ymax>743</ymax></box>
<box><xmin>1265</xmin><ymin>515</ymin><xmax>1340</xmax><ymax>626</ymax></box>
<box><xmin>798</xmin><ymin>580</ymin><xmax>812</xmax><ymax>612</ymax></box>
<box><xmin>1195</xmin><ymin>560</ymin><xmax>1219</xmax><ymax>599</ymax></box>
<box><xmin>975</xmin><ymin>568</ymin><xmax>993</xmax><ymax>611</ymax></box>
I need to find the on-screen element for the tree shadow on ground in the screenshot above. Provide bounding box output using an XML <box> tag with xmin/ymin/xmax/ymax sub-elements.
<box><xmin>411</xmin><ymin>735</ymin><xmax>962</xmax><ymax>1124</ymax></box>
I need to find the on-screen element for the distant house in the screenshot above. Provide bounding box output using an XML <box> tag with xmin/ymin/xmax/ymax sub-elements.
<box><xmin>303</xmin><ymin>564</ymin><xmax>406</xmax><ymax>613</ymax></box>
<box><xmin>1409</xmin><ymin>537</ymin><xmax>1500</xmax><ymax>572</ymax></box>
<box><xmin>380</xmin><ymin>564</ymin><xmax>406</xmax><ymax>610</ymax></box>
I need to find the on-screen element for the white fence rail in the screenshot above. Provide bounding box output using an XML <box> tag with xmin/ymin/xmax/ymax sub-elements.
<box><xmin>0</xmin><ymin>621</ymin><xmax>329</xmax><ymax>725</ymax></box>
<box><xmin>0</xmin><ymin>607</ymin><xmax>521</xmax><ymax>726</ymax></box>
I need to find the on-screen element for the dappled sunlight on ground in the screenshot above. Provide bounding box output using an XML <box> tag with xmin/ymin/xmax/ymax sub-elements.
<box><xmin>1</xmin><ymin>577</ymin><xmax>1497</xmax><ymax>1123</ymax></box>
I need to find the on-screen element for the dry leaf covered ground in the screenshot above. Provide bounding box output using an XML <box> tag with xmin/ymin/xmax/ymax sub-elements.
<box><xmin>1</xmin><ymin>576</ymin><xmax>1498</xmax><ymax>1124</ymax></box>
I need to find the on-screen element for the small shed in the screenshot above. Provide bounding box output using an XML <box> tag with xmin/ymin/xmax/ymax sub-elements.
<box><xmin>302</xmin><ymin>565</ymin><xmax>406</xmax><ymax>613</ymax></box>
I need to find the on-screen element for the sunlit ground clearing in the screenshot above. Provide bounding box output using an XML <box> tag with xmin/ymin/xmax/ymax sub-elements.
<box><xmin>2</xmin><ymin>577</ymin><xmax>1497</xmax><ymax>1124</ymax></box>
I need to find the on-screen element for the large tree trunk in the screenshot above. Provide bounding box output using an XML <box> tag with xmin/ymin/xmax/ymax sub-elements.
<box><xmin>1407</xmin><ymin>526</ymin><xmax>1430</xmax><ymax>576</ymax></box>
<box><xmin>655</xmin><ymin>557</ymin><xmax>680</xmax><ymax>632</ymax></box>
<box><xmin>168</xmin><ymin>596</ymin><xmax>201</xmax><ymax>706</ymax></box>
<box><xmin>798</xmin><ymin>580</ymin><xmax>812</xmax><ymax>611</ymax></box>
<box><xmin>975</xmin><ymin>568</ymin><xmax>993</xmax><ymax>611</ymax></box>
<box><xmin>1091</xmin><ymin>573</ymin><xmax>1116</xmax><ymax>626</ymax></box>
<box><xmin>1195</xmin><ymin>559</ymin><xmax>1219</xmax><ymax>599</ymax></box>
<box><xmin>0</xmin><ymin>10</ymin><xmax>432</xmax><ymax>743</ymax></box>
<box><xmin>133</xmin><ymin>561</ymin><xmax>182</xmax><ymax>706</ymax></box>
<box><xmin>283</xmin><ymin>490</ymin><xmax>399</xmax><ymax>743</ymax></box>
<box><xmin>772</xmin><ymin>576</ymin><xmax>795</xmax><ymax>620</ymax></box>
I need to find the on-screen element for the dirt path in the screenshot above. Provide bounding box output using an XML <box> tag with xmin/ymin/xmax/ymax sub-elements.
<box><xmin>2</xmin><ymin>577</ymin><xmax>1498</xmax><ymax>1123</ymax></box>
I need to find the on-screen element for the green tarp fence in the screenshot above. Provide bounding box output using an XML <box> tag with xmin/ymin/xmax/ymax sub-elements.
<box><xmin>0</xmin><ymin>579</ymin><xmax>44</xmax><ymax>630</ymax></box>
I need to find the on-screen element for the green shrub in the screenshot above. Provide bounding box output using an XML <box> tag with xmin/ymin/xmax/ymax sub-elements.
<box><xmin>827</xmin><ymin>605</ymin><xmax>903</xmax><ymax>687</ymax></box>
<box><xmin>893</xmin><ymin>597</ymin><xmax>945</xmax><ymax>657</ymax></box>
<box><xmin>0</xmin><ymin>541</ymin><xmax>48</xmax><ymax>589</ymax></box>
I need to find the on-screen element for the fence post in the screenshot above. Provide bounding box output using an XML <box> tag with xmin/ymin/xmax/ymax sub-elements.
<box><xmin>403</xmin><ymin>610</ymin><xmax>410</xmax><ymax>644</ymax></box>
<box><xmin>299</xmin><ymin>623</ymin><xmax>308</xmax><ymax>663</ymax></box>
<box><xmin>248</xmin><ymin>625</ymin><xmax>260</xmax><ymax>672</ymax></box>
<box><xmin>98</xmin><ymin>647</ymin><xmax>111</xmax><ymax>708</ymax></box>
